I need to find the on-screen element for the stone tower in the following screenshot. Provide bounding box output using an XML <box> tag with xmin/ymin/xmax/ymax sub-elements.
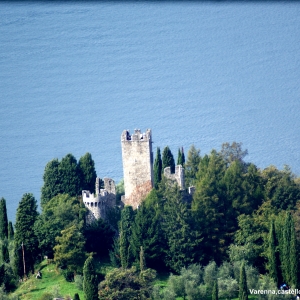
<box><xmin>121</xmin><ymin>129</ymin><xmax>153</xmax><ymax>209</ymax></box>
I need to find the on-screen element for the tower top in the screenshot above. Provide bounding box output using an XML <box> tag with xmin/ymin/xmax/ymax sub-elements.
<box><xmin>121</xmin><ymin>129</ymin><xmax>152</xmax><ymax>142</ymax></box>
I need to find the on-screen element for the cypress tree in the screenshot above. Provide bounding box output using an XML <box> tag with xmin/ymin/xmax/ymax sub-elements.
<box><xmin>119</xmin><ymin>206</ymin><xmax>134</xmax><ymax>269</ymax></box>
<box><xmin>154</xmin><ymin>147</ymin><xmax>162</xmax><ymax>189</ymax></box>
<box><xmin>282</xmin><ymin>212</ymin><xmax>292</xmax><ymax>284</ymax></box>
<box><xmin>177</xmin><ymin>148</ymin><xmax>183</xmax><ymax>166</ymax></box>
<box><xmin>8</xmin><ymin>221</ymin><xmax>14</xmax><ymax>240</ymax></box>
<box><xmin>41</xmin><ymin>158</ymin><xmax>61</xmax><ymax>208</ymax></box>
<box><xmin>59</xmin><ymin>154</ymin><xmax>81</xmax><ymax>197</ymax></box>
<box><xmin>78</xmin><ymin>152</ymin><xmax>97</xmax><ymax>193</ymax></box>
<box><xmin>83</xmin><ymin>256</ymin><xmax>98</xmax><ymax>300</ymax></box>
<box><xmin>212</xmin><ymin>279</ymin><xmax>219</xmax><ymax>300</ymax></box>
<box><xmin>239</xmin><ymin>263</ymin><xmax>248</xmax><ymax>300</ymax></box>
<box><xmin>181</xmin><ymin>147</ymin><xmax>185</xmax><ymax>165</ymax></box>
<box><xmin>1</xmin><ymin>243</ymin><xmax>9</xmax><ymax>263</ymax></box>
<box><xmin>268</xmin><ymin>220</ymin><xmax>279</xmax><ymax>286</ymax></box>
<box><xmin>0</xmin><ymin>198</ymin><xmax>8</xmax><ymax>240</ymax></box>
<box><xmin>74</xmin><ymin>293</ymin><xmax>80</xmax><ymax>300</ymax></box>
<box><xmin>184</xmin><ymin>145</ymin><xmax>201</xmax><ymax>187</ymax></box>
<box><xmin>162</xmin><ymin>146</ymin><xmax>175</xmax><ymax>174</ymax></box>
<box><xmin>289</xmin><ymin>215</ymin><xmax>297</xmax><ymax>287</ymax></box>
<box><xmin>14</xmin><ymin>193</ymin><xmax>39</xmax><ymax>277</ymax></box>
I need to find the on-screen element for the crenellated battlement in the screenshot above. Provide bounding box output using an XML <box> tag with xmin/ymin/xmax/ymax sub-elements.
<box><xmin>121</xmin><ymin>129</ymin><xmax>152</xmax><ymax>142</ymax></box>
<box><xmin>82</xmin><ymin>177</ymin><xmax>116</xmax><ymax>223</ymax></box>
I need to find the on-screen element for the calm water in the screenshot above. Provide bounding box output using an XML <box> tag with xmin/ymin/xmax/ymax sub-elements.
<box><xmin>1</xmin><ymin>2</ymin><xmax>300</xmax><ymax>222</ymax></box>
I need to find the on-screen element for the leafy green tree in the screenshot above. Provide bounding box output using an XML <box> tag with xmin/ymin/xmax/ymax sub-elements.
<box><xmin>58</xmin><ymin>154</ymin><xmax>81</xmax><ymax>197</ymax></box>
<box><xmin>83</xmin><ymin>256</ymin><xmax>98</xmax><ymax>300</ymax></box>
<box><xmin>8</xmin><ymin>221</ymin><xmax>14</xmax><ymax>240</ymax></box>
<box><xmin>154</xmin><ymin>147</ymin><xmax>162</xmax><ymax>189</ymax></box>
<box><xmin>238</xmin><ymin>263</ymin><xmax>248</xmax><ymax>300</ymax></box>
<box><xmin>34</xmin><ymin>194</ymin><xmax>86</xmax><ymax>258</ymax></box>
<box><xmin>267</xmin><ymin>221</ymin><xmax>279</xmax><ymax>286</ymax></box>
<box><xmin>212</xmin><ymin>279</ymin><xmax>219</xmax><ymax>300</ymax></box>
<box><xmin>0</xmin><ymin>198</ymin><xmax>8</xmax><ymax>240</ymax></box>
<box><xmin>162</xmin><ymin>146</ymin><xmax>175</xmax><ymax>174</ymax></box>
<box><xmin>54</xmin><ymin>223</ymin><xmax>86</xmax><ymax>275</ymax></box>
<box><xmin>41</xmin><ymin>158</ymin><xmax>61</xmax><ymax>208</ymax></box>
<box><xmin>78</xmin><ymin>153</ymin><xmax>97</xmax><ymax>193</ymax></box>
<box><xmin>14</xmin><ymin>193</ymin><xmax>39</xmax><ymax>277</ymax></box>
<box><xmin>98</xmin><ymin>266</ymin><xmax>156</xmax><ymax>300</ymax></box>
<box><xmin>262</xmin><ymin>165</ymin><xmax>300</xmax><ymax>210</ymax></box>
<box><xmin>220</xmin><ymin>142</ymin><xmax>248</xmax><ymax>166</ymax></box>
<box><xmin>184</xmin><ymin>145</ymin><xmax>201</xmax><ymax>187</ymax></box>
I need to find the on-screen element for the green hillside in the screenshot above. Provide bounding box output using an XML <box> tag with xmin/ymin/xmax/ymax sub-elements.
<box><xmin>10</xmin><ymin>260</ymin><xmax>84</xmax><ymax>300</ymax></box>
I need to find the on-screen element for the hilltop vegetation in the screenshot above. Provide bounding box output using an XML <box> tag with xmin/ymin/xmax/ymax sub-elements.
<box><xmin>1</xmin><ymin>143</ymin><xmax>300</xmax><ymax>299</ymax></box>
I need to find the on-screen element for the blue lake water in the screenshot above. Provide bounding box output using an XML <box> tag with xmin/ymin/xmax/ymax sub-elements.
<box><xmin>0</xmin><ymin>2</ymin><xmax>300</xmax><ymax>222</ymax></box>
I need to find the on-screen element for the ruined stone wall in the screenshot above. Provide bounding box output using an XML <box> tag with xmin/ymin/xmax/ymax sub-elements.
<box><xmin>121</xmin><ymin>129</ymin><xmax>153</xmax><ymax>208</ymax></box>
<box><xmin>82</xmin><ymin>177</ymin><xmax>116</xmax><ymax>223</ymax></box>
<box><xmin>164</xmin><ymin>165</ymin><xmax>185</xmax><ymax>190</ymax></box>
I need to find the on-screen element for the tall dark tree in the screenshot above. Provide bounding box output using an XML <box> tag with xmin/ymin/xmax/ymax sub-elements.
<box><xmin>212</xmin><ymin>279</ymin><xmax>219</xmax><ymax>300</ymax></box>
<box><xmin>14</xmin><ymin>193</ymin><xmax>39</xmax><ymax>277</ymax></box>
<box><xmin>8</xmin><ymin>221</ymin><xmax>14</xmax><ymax>240</ymax></box>
<box><xmin>83</xmin><ymin>256</ymin><xmax>98</xmax><ymax>300</ymax></box>
<box><xmin>153</xmin><ymin>148</ymin><xmax>162</xmax><ymax>189</ymax></box>
<box><xmin>78</xmin><ymin>153</ymin><xmax>97</xmax><ymax>193</ymax></box>
<box><xmin>184</xmin><ymin>145</ymin><xmax>201</xmax><ymax>187</ymax></box>
<box><xmin>162</xmin><ymin>146</ymin><xmax>175</xmax><ymax>174</ymax></box>
<box><xmin>239</xmin><ymin>263</ymin><xmax>248</xmax><ymax>300</ymax></box>
<box><xmin>74</xmin><ymin>293</ymin><xmax>80</xmax><ymax>300</ymax></box>
<box><xmin>290</xmin><ymin>215</ymin><xmax>298</xmax><ymax>287</ymax></box>
<box><xmin>268</xmin><ymin>220</ymin><xmax>279</xmax><ymax>286</ymax></box>
<box><xmin>1</xmin><ymin>243</ymin><xmax>9</xmax><ymax>263</ymax></box>
<box><xmin>0</xmin><ymin>198</ymin><xmax>8</xmax><ymax>240</ymax></box>
<box><xmin>163</xmin><ymin>183</ymin><xmax>201</xmax><ymax>273</ymax></box>
<box><xmin>119</xmin><ymin>206</ymin><xmax>134</xmax><ymax>269</ymax></box>
<box><xmin>177</xmin><ymin>147</ymin><xmax>185</xmax><ymax>166</ymax></box>
<box><xmin>192</xmin><ymin>151</ymin><xmax>227</xmax><ymax>264</ymax></box>
<box><xmin>41</xmin><ymin>158</ymin><xmax>61</xmax><ymax>208</ymax></box>
<box><xmin>58</xmin><ymin>154</ymin><xmax>81</xmax><ymax>197</ymax></box>
<box><xmin>84</xmin><ymin>218</ymin><xmax>115</xmax><ymax>256</ymax></box>
<box><xmin>130</xmin><ymin>196</ymin><xmax>165</xmax><ymax>270</ymax></box>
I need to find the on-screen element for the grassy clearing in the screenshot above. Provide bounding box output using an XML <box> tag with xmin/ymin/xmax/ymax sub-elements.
<box><xmin>9</xmin><ymin>260</ymin><xmax>84</xmax><ymax>300</ymax></box>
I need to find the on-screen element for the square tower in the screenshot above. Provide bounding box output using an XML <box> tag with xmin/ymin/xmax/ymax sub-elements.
<box><xmin>121</xmin><ymin>129</ymin><xmax>153</xmax><ymax>208</ymax></box>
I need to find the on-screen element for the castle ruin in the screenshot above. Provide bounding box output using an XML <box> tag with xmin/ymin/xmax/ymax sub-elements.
<box><xmin>121</xmin><ymin>129</ymin><xmax>154</xmax><ymax>209</ymax></box>
<box><xmin>83</xmin><ymin>128</ymin><xmax>188</xmax><ymax>220</ymax></box>
<box><xmin>82</xmin><ymin>177</ymin><xmax>116</xmax><ymax>223</ymax></box>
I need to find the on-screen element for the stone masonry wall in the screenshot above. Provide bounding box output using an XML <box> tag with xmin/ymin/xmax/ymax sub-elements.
<box><xmin>164</xmin><ymin>165</ymin><xmax>185</xmax><ymax>190</ymax></box>
<box><xmin>121</xmin><ymin>129</ymin><xmax>153</xmax><ymax>208</ymax></box>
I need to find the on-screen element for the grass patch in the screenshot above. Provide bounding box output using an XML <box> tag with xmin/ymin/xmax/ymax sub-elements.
<box><xmin>9</xmin><ymin>260</ymin><xmax>84</xmax><ymax>300</ymax></box>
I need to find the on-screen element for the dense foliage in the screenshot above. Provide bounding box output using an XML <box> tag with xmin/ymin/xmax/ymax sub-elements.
<box><xmin>1</xmin><ymin>143</ymin><xmax>300</xmax><ymax>298</ymax></box>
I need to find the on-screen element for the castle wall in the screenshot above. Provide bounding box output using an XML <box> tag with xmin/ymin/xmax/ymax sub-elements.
<box><xmin>82</xmin><ymin>177</ymin><xmax>116</xmax><ymax>223</ymax></box>
<box><xmin>121</xmin><ymin>129</ymin><xmax>153</xmax><ymax>208</ymax></box>
<box><xmin>164</xmin><ymin>164</ymin><xmax>185</xmax><ymax>190</ymax></box>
